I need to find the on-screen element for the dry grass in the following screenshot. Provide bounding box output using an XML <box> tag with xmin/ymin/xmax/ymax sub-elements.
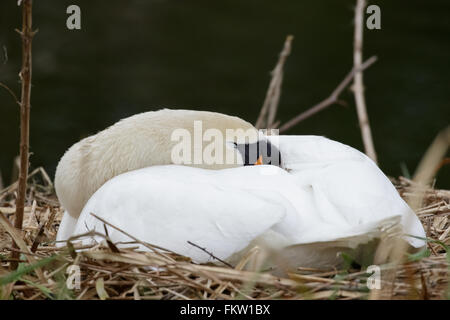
<box><xmin>0</xmin><ymin>168</ymin><xmax>449</xmax><ymax>300</ymax></box>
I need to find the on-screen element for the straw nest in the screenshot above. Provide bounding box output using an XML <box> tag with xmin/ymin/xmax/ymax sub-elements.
<box><xmin>0</xmin><ymin>168</ymin><xmax>449</xmax><ymax>300</ymax></box>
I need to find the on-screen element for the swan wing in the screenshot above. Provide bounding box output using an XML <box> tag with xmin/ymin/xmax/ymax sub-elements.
<box><xmin>267</xmin><ymin>135</ymin><xmax>426</xmax><ymax>248</ymax></box>
<box><xmin>71</xmin><ymin>166</ymin><xmax>292</xmax><ymax>263</ymax></box>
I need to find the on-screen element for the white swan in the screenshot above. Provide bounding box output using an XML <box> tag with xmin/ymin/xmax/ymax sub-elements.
<box><xmin>59</xmin><ymin>135</ymin><xmax>426</xmax><ymax>269</ymax></box>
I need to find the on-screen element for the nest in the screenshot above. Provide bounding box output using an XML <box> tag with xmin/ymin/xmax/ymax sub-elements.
<box><xmin>0</xmin><ymin>168</ymin><xmax>449</xmax><ymax>300</ymax></box>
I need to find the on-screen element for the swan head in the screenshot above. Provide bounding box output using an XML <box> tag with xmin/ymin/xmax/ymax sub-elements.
<box><xmin>171</xmin><ymin>117</ymin><xmax>283</xmax><ymax>169</ymax></box>
<box><xmin>232</xmin><ymin>139</ymin><xmax>283</xmax><ymax>167</ymax></box>
<box><xmin>217</xmin><ymin>128</ymin><xmax>282</xmax><ymax>168</ymax></box>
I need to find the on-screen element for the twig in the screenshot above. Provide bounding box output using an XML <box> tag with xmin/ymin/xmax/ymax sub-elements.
<box><xmin>352</xmin><ymin>0</ymin><xmax>378</xmax><ymax>163</ymax></box>
<box><xmin>420</xmin><ymin>271</ymin><xmax>429</xmax><ymax>300</ymax></box>
<box><xmin>89</xmin><ymin>212</ymin><xmax>177</xmax><ymax>262</ymax></box>
<box><xmin>187</xmin><ymin>241</ymin><xmax>233</xmax><ymax>268</ymax></box>
<box><xmin>414</xmin><ymin>126</ymin><xmax>450</xmax><ymax>185</ymax></box>
<box><xmin>12</xmin><ymin>0</ymin><xmax>36</xmax><ymax>270</ymax></box>
<box><xmin>103</xmin><ymin>224</ymin><xmax>121</xmax><ymax>253</ymax></box>
<box><xmin>279</xmin><ymin>56</ymin><xmax>377</xmax><ymax>133</ymax></box>
<box><xmin>2</xmin><ymin>45</ymin><xmax>8</xmax><ymax>64</ymax></box>
<box><xmin>30</xmin><ymin>222</ymin><xmax>45</xmax><ymax>253</ymax></box>
<box><xmin>255</xmin><ymin>35</ymin><xmax>294</xmax><ymax>129</ymax></box>
<box><xmin>0</xmin><ymin>82</ymin><xmax>20</xmax><ymax>105</ymax></box>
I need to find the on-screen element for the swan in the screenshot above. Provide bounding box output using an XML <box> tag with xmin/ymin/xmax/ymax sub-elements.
<box><xmin>58</xmin><ymin>135</ymin><xmax>426</xmax><ymax>269</ymax></box>
<box><xmin>55</xmin><ymin>109</ymin><xmax>279</xmax><ymax>241</ymax></box>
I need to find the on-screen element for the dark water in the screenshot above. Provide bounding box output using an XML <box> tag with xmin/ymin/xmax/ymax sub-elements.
<box><xmin>0</xmin><ymin>0</ymin><xmax>449</xmax><ymax>188</ymax></box>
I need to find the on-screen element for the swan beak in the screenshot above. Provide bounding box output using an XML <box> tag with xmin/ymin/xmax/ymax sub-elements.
<box><xmin>254</xmin><ymin>155</ymin><xmax>263</xmax><ymax>165</ymax></box>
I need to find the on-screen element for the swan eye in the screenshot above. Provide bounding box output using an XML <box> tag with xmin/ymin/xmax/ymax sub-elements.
<box><xmin>226</xmin><ymin>141</ymin><xmax>239</xmax><ymax>150</ymax></box>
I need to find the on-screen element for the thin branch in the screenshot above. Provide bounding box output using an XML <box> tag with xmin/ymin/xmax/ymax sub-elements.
<box><xmin>255</xmin><ymin>35</ymin><xmax>294</xmax><ymax>129</ymax></box>
<box><xmin>89</xmin><ymin>212</ymin><xmax>177</xmax><ymax>262</ymax></box>
<box><xmin>279</xmin><ymin>56</ymin><xmax>377</xmax><ymax>133</ymax></box>
<box><xmin>12</xmin><ymin>0</ymin><xmax>35</xmax><ymax>270</ymax></box>
<box><xmin>187</xmin><ymin>241</ymin><xmax>233</xmax><ymax>268</ymax></box>
<box><xmin>30</xmin><ymin>222</ymin><xmax>46</xmax><ymax>253</ymax></box>
<box><xmin>0</xmin><ymin>82</ymin><xmax>20</xmax><ymax>105</ymax></box>
<box><xmin>353</xmin><ymin>0</ymin><xmax>378</xmax><ymax>163</ymax></box>
<box><xmin>413</xmin><ymin>126</ymin><xmax>450</xmax><ymax>185</ymax></box>
<box><xmin>2</xmin><ymin>45</ymin><xmax>8</xmax><ymax>64</ymax></box>
<box><xmin>103</xmin><ymin>223</ymin><xmax>121</xmax><ymax>253</ymax></box>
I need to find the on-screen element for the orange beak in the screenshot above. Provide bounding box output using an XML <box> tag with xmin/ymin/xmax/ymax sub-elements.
<box><xmin>254</xmin><ymin>155</ymin><xmax>263</xmax><ymax>165</ymax></box>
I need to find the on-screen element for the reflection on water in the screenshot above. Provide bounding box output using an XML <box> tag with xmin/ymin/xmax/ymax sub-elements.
<box><xmin>0</xmin><ymin>0</ymin><xmax>449</xmax><ymax>188</ymax></box>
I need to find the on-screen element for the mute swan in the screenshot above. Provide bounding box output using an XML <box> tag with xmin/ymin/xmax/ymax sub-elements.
<box><xmin>55</xmin><ymin>109</ymin><xmax>277</xmax><ymax>224</ymax></box>
<box><xmin>57</xmin><ymin>135</ymin><xmax>426</xmax><ymax>269</ymax></box>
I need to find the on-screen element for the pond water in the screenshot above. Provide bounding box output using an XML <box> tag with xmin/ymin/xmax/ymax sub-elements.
<box><xmin>0</xmin><ymin>0</ymin><xmax>449</xmax><ymax>188</ymax></box>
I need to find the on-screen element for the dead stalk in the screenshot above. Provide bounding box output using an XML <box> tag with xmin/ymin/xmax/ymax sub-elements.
<box><xmin>12</xmin><ymin>0</ymin><xmax>35</xmax><ymax>269</ymax></box>
<box><xmin>255</xmin><ymin>35</ymin><xmax>293</xmax><ymax>129</ymax></box>
<box><xmin>370</xmin><ymin>126</ymin><xmax>450</xmax><ymax>300</ymax></box>
<box><xmin>352</xmin><ymin>0</ymin><xmax>378</xmax><ymax>163</ymax></box>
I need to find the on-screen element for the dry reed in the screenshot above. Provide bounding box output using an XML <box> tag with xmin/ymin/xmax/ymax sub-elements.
<box><xmin>0</xmin><ymin>168</ymin><xmax>448</xmax><ymax>300</ymax></box>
